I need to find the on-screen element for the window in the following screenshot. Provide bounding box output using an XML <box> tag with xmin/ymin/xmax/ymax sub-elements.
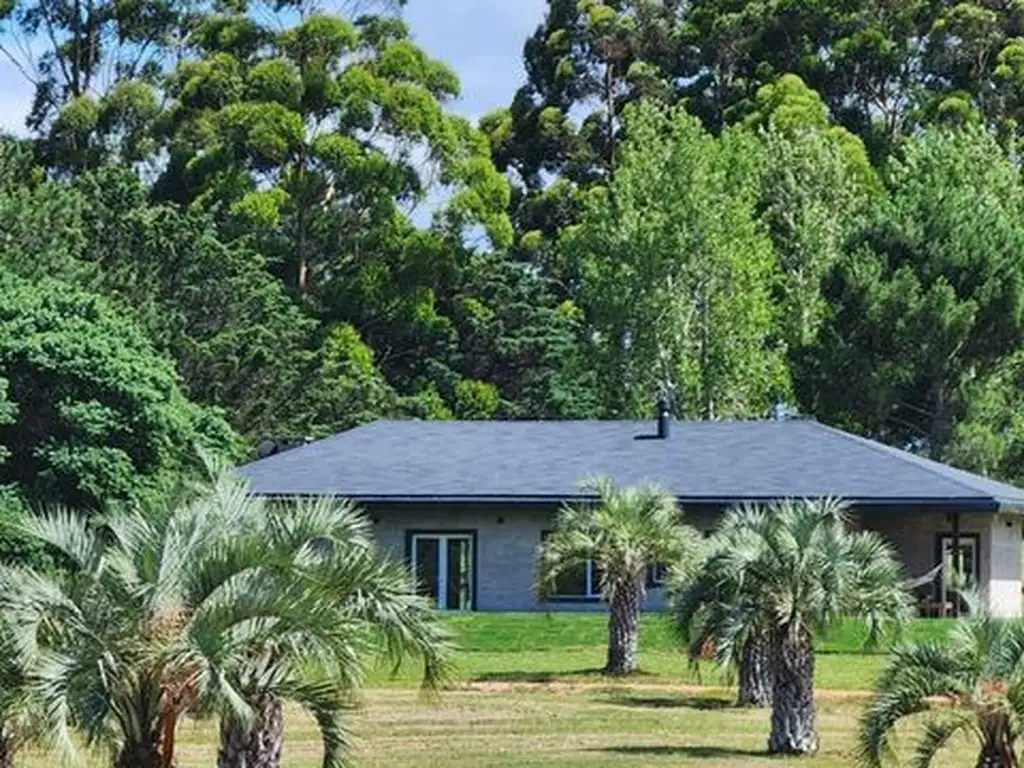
<box><xmin>406</xmin><ymin>531</ymin><xmax>475</xmax><ymax>611</ymax></box>
<box><xmin>646</xmin><ymin>563</ymin><xmax>669</xmax><ymax>588</ymax></box>
<box><xmin>540</xmin><ymin>531</ymin><xmax>601</xmax><ymax>599</ymax></box>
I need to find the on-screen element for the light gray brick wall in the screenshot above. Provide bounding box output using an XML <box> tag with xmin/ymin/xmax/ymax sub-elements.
<box><xmin>366</xmin><ymin>503</ymin><xmax>720</xmax><ymax>612</ymax></box>
<box><xmin>364</xmin><ymin>503</ymin><xmax>1016</xmax><ymax>614</ymax></box>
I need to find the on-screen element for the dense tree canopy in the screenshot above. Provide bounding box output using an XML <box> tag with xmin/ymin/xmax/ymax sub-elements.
<box><xmin>0</xmin><ymin>272</ymin><xmax>236</xmax><ymax>513</ymax></box>
<box><xmin>802</xmin><ymin>126</ymin><xmax>1024</xmax><ymax>457</ymax></box>
<box><xmin>567</xmin><ymin>103</ymin><xmax>787</xmax><ymax>418</ymax></box>
<box><xmin>0</xmin><ymin>0</ymin><xmax>1017</xmax><ymax>511</ymax></box>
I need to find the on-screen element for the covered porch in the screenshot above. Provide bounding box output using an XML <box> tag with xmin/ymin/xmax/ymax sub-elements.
<box><xmin>857</xmin><ymin>507</ymin><xmax>1024</xmax><ymax>618</ymax></box>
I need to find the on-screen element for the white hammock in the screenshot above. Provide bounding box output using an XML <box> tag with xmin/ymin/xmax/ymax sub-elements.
<box><xmin>905</xmin><ymin>562</ymin><xmax>944</xmax><ymax>591</ymax></box>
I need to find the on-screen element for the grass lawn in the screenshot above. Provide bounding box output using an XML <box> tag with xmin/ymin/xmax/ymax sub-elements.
<box><xmin>21</xmin><ymin>614</ymin><xmax>961</xmax><ymax>767</ymax></box>
<box><xmin>368</xmin><ymin>612</ymin><xmax>955</xmax><ymax>691</ymax></box>
<box><xmin>25</xmin><ymin>687</ymin><xmax>977</xmax><ymax>768</ymax></box>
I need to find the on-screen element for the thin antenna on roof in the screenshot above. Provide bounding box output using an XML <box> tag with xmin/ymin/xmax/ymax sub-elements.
<box><xmin>769</xmin><ymin>400</ymin><xmax>798</xmax><ymax>421</ymax></box>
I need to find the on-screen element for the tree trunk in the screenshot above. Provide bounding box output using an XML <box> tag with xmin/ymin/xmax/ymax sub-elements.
<box><xmin>975</xmin><ymin>717</ymin><xmax>1020</xmax><ymax>768</ymax></box>
<box><xmin>975</xmin><ymin>743</ymin><xmax>1019</xmax><ymax>768</ymax></box>
<box><xmin>605</xmin><ymin>578</ymin><xmax>640</xmax><ymax>676</ymax></box>
<box><xmin>218</xmin><ymin>694</ymin><xmax>285</xmax><ymax>768</ymax></box>
<box><xmin>0</xmin><ymin>730</ymin><xmax>14</xmax><ymax>768</ymax></box>
<box><xmin>737</xmin><ymin>631</ymin><xmax>773</xmax><ymax>708</ymax></box>
<box><xmin>768</xmin><ymin>623</ymin><xmax>818</xmax><ymax>755</ymax></box>
<box><xmin>115</xmin><ymin>738</ymin><xmax>163</xmax><ymax>768</ymax></box>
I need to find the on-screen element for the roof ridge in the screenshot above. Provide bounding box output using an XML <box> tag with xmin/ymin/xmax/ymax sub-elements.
<box><xmin>806</xmin><ymin>421</ymin><xmax>989</xmax><ymax>498</ymax></box>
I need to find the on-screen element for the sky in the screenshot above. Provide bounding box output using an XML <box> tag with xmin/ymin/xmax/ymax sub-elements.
<box><xmin>0</xmin><ymin>0</ymin><xmax>547</xmax><ymax>134</ymax></box>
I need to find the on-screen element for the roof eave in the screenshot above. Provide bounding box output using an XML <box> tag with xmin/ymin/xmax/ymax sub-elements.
<box><xmin>249</xmin><ymin>491</ymin><xmax>1002</xmax><ymax>510</ymax></box>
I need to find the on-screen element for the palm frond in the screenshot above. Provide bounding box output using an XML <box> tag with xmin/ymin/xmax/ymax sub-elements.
<box><xmin>277</xmin><ymin>672</ymin><xmax>354</xmax><ymax>768</ymax></box>
<box><xmin>19</xmin><ymin>508</ymin><xmax>104</xmax><ymax>574</ymax></box>
<box><xmin>909</xmin><ymin>712</ymin><xmax>973</xmax><ymax>768</ymax></box>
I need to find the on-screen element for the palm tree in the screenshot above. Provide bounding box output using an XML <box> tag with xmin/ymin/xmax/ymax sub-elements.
<box><xmin>0</xmin><ymin>625</ymin><xmax>44</xmax><ymax>768</ymax></box>
<box><xmin>215</xmin><ymin>496</ymin><xmax>453</xmax><ymax>768</ymax></box>
<box><xmin>0</xmin><ymin>472</ymin><xmax>451</xmax><ymax>768</ymax></box>
<box><xmin>538</xmin><ymin>477</ymin><xmax>702</xmax><ymax>675</ymax></box>
<box><xmin>669</xmin><ymin>509</ymin><xmax>774</xmax><ymax>708</ymax></box>
<box><xmin>688</xmin><ymin>498</ymin><xmax>910</xmax><ymax>754</ymax></box>
<box><xmin>859</xmin><ymin>598</ymin><xmax>1024</xmax><ymax>768</ymax></box>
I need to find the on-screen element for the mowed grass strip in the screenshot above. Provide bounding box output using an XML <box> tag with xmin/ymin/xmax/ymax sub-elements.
<box><xmin>21</xmin><ymin>687</ymin><xmax>974</xmax><ymax>768</ymax></box>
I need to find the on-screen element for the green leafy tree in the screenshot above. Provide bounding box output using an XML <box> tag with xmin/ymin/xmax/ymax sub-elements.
<box><xmin>538</xmin><ymin>477</ymin><xmax>702</xmax><ymax>675</ymax></box>
<box><xmin>694</xmin><ymin>499</ymin><xmax>910</xmax><ymax>754</ymax></box>
<box><xmin>945</xmin><ymin>351</ymin><xmax>1024</xmax><ymax>485</ymax></box>
<box><xmin>290</xmin><ymin>322</ymin><xmax>404</xmax><ymax>437</ymax></box>
<box><xmin>858</xmin><ymin>602</ymin><xmax>1024</xmax><ymax>767</ymax></box>
<box><xmin>504</xmin><ymin>0</ymin><xmax>1024</xmax><ymax>177</ymax></box>
<box><xmin>73</xmin><ymin>168</ymin><xmax>316</xmax><ymax>441</ymax></box>
<box><xmin>0</xmin><ymin>159</ymin><xmax>315</xmax><ymax>444</ymax></box>
<box><xmin>433</xmin><ymin>251</ymin><xmax>600</xmax><ymax>419</ymax></box>
<box><xmin>0</xmin><ymin>0</ymin><xmax>173</xmax><ymax>170</ymax></box>
<box><xmin>802</xmin><ymin>126</ymin><xmax>1024</xmax><ymax>455</ymax></box>
<box><xmin>743</xmin><ymin>76</ymin><xmax>878</xmax><ymax>356</ymax></box>
<box><xmin>566</xmin><ymin>102</ymin><xmax>788</xmax><ymax>418</ymax></box>
<box><xmin>482</xmin><ymin>0</ymin><xmax>682</xmax><ymax>278</ymax></box>
<box><xmin>486</xmin><ymin>0</ymin><xmax>681</xmax><ymax>190</ymax></box>
<box><xmin>157</xmin><ymin>10</ymin><xmax>511</xmax><ymax>301</ymax></box>
<box><xmin>756</xmin><ymin>126</ymin><xmax>873</xmax><ymax>352</ymax></box>
<box><xmin>0</xmin><ymin>270</ymin><xmax>236</xmax><ymax>512</ymax></box>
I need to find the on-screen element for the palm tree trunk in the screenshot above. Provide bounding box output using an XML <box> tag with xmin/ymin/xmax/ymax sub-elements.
<box><xmin>115</xmin><ymin>738</ymin><xmax>163</xmax><ymax>768</ymax></box>
<box><xmin>975</xmin><ymin>745</ymin><xmax>1019</xmax><ymax>768</ymax></box>
<box><xmin>737</xmin><ymin>631</ymin><xmax>773</xmax><ymax>708</ymax></box>
<box><xmin>768</xmin><ymin>623</ymin><xmax>818</xmax><ymax>755</ymax></box>
<box><xmin>218</xmin><ymin>693</ymin><xmax>284</xmax><ymax>768</ymax></box>
<box><xmin>0</xmin><ymin>729</ymin><xmax>14</xmax><ymax>768</ymax></box>
<box><xmin>605</xmin><ymin>578</ymin><xmax>641</xmax><ymax>675</ymax></box>
<box><xmin>976</xmin><ymin>719</ymin><xmax>1020</xmax><ymax>768</ymax></box>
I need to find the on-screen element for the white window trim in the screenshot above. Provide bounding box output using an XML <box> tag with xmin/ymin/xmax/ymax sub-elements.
<box><xmin>541</xmin><ymin>530</ymin><xmax>601</xmax><ymax>600</ymax></box>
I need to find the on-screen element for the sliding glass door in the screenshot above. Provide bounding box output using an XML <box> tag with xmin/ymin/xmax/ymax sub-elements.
<box><xmin>411</xmin><ymin>533</ymin><xmax>474</xmax><ymax>610</ymax></box>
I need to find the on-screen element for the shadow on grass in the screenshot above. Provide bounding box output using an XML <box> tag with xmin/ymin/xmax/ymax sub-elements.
<box><xmin>471</xmin><ymin>668</ymin><xmax>657</xmax><ymax>683</ymax></box>
<box><xmin>592</xmin><ymin>746</ymin><xmax>767</xmax><ymax>759</ymax></box>
<box><xmin>602</xmin><ymin>693</ymin><xmax>734</xmax><ymax>710</ymax></box>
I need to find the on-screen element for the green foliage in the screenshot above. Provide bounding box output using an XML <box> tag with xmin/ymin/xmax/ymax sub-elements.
<box><xmin>755</xmin><ymin>125</ymin><xmax>876</xmax><ymax>352</ymax></box>
<box><xmin>0</xmin><ymin>471</ymin><xmax>451</xmax><ymax>767</ymax></box>
<box><xmin>159</xmin><ymin>9</ymin><xmax>512</xmax><ymax>305</ymax></box>
<box><xmin>677</xmin><ymin>500</ymin><xmax>911</xmax><ymax>664</ymax></box>
<box><xmin>538</xmin><ymin>477</ymin><xmax>703</xmax><ymax>603</ymax></box>
<box><xmin>5</xmin><ymin>0</ymin><xmax>1024</xmax><ymax>500</ymax></box>
<box><xmin>72</xmin><ymin>168</ymin><xmax>315</xmax><ymax>442</ymax></box>
<box><xmin>453</xmin><ymin>380</ymin><xmax>500</xmax><ymax>420</ymax></box>
<box><xmin>568</xmin><ymin>102</ymin><xmax>789</xmax><ymax>418</ymax></box>
<box><xmin>945</xmin><ymin>351</ymin><xmax>1024</xmax><ymax>484</ymax></box>
<box><xmin>0</xmin><ymin>271</ymin><xmax>237</xmax><ymax>512</ymax></box>
<box><xmin>858</xmin><ymin>606</ymin><xmax>1024</xmax><ymax>767</ymax></box>
<box><xmin>0</xmin><ymin>162</ymin><xmax>314</xmax><ymax>444</ymax></box>
<box><xmin>802</xmin><ymin>126</ymin><xmax>1024</xmax><ymax>454</ymax></box>
<box><xmin>293</xmin><ymin>322</ymin><xmax>403</xmax><ymax>437</ymax></box>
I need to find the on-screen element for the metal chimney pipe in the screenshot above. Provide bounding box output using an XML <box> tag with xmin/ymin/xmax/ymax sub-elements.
<box><xmin>657</xmin><ymin>396</ymin><xmax>671</xmax><ymax>439</ymax></box>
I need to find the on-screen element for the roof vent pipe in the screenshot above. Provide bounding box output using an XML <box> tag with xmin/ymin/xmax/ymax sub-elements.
<box><xmin>657</xmin><ymin>396</ymin><xmax>671</xmax><ymax>439</ymax></box>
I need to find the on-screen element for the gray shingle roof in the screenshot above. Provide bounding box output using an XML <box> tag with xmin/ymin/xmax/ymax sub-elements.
<box><xmin>237</xmin><ymin>419</ymin><xmax>1024</xmax><ymax>509</ymax></box>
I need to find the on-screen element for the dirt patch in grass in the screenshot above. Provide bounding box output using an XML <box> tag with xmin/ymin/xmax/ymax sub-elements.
<box><xmin>459</xmin><ymin>678</ymin><xmax>873</xmax><ymax>700</ymax></box>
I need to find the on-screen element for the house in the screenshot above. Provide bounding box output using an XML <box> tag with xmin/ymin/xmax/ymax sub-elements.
<box><xmin>238</xmin><ymin>412</ymin><xmax>1024</xmax><ymax>617</ymax></box>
